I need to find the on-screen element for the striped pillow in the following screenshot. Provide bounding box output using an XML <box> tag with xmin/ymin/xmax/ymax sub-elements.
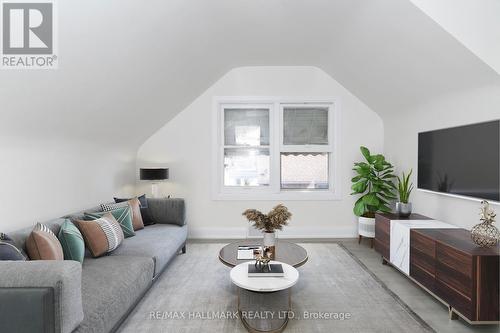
<box><xmin>100</xmin><ymin>202</ymin><xmax>127</xmax><ymax>212</ymax></box>
<box><xmin>74</xmin><ymin>214</ymin><xmax>124</xmax><ymax>257</ymax></box>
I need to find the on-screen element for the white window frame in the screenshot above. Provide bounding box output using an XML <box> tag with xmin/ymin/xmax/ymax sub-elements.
<box><xmin>212</xmin><ymin>96</ymin><xmax>341</xmax><ymax>200</ymax></box>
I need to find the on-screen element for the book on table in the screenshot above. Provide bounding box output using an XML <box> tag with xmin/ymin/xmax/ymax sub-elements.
<box><xmin>237</xmin><ymin>245</ymin><xmax>262</xmax><ymax>260</ymax></box>
<box><xmin>248</xmin><ymin>263</ymin><xmax>284</xmax><ymax>277</ymax></box>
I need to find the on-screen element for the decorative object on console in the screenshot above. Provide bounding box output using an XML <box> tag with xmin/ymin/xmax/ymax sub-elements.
<box><xmin>57</xmin><ymin>220</ymin><xmax>85</xmax><ymax>263</ymax></box>
<box><xmin>26</xmin><ymin>223</ymin><xmax>64</xmax><ymax>260</ymax></box>
<box><xmin>0</xmin><ymin>233</ymin><xmax>27</xmax><ymax>261</ymax></box>
<box><xmin>140</xmin><ymin>168</ymin><xmax>169</xmax><ymax>198</ymax></box>
<box><xmin>242</xmin><ymin>204</ymin><xmax>292</xmax><ymax>259</ymax></box>
<box><xmin>471</xmin><ymin>200</ymin><xmax>499</xmax><ymax>247</ymax></box>
<box><xmin>351</xmin><ymin>146</ymin><xmax>396</xmax><ymax>245</ymax></box>
<box><xmin>86</xmin><ymin>206</ymin><xmax>135</xmax><ymax>238</ymax></box>
<box><xmin>396</xmin><ymin>169</ymin><xmax>414</xmax><ymax>217</ymax></box>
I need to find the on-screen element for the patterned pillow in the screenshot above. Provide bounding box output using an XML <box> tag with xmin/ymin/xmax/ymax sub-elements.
<box><xmin>101</xmin><ymin>198</ymin><xmax>144</xmax><ymax>231</ymax></box>
<box><xmin>74</xmin><ymin>214</ymin><xmax>124</xmax><ymax>257</ymax></box>
<box><xmin>26</xmin><ymin>223</ymin><xmax>64</xmax><ymax>260</ymax></box>
<box><xmin>86</xmin><ymin>206</ymin><xmax>135</xmax><ymax>237</ymax></box>
<box><xmin>114</xmin><ymin>195</ymin><xmax>155</xmax><ymax>226</ymax></box>
<box><xmin>58</xmin><ymin>220</ymin><xmax>85</xmax><ymax>263</ymax></box>
<box><xmin>0</xmin><ymin>233</ymin><xmax>27</xmax><ymax>261</ymax></box>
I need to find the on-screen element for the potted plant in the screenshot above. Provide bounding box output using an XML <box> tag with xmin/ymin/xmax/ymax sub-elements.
<box><xmin>351</xmin><ymin>147</ymin><xmax>396</xmax><ymax>242</ymax></box>
<box><xmin>396</xmin><ymin>169</ymin><xmax>414</xmax><ymax>217</ymax></box>
<box><xmin>242</xmin><ymin>204</ymin><xmax>292</xmax><ymax>258</ymax></box>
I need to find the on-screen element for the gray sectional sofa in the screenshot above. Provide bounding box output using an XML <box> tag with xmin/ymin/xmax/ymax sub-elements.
<box><xmin>0</xmin><ymin>198</ymin><xmax>187</xmax><ymax>333</ymax></box>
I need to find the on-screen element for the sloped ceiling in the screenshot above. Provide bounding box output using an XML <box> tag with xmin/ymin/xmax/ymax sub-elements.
<box><xmin>1</xmin><ymin>0</ymin><xmax>498</xmax><ymax>150</ymax></box>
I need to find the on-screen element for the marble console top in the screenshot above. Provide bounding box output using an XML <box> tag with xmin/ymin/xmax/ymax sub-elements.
<box><xmin>389</xmin><ymin>219</ymin><xmax>458</xmax><ymax>275</ymax></box>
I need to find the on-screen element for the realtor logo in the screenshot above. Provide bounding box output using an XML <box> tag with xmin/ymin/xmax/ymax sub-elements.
<box><xmin>1</xmin><ymin>0</ymin><xmax>57</xmax><ymax>69</ymax></box>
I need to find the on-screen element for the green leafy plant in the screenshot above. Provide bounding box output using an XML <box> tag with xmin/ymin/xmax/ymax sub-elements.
<box><xmin>397</xmin><ymin>169</ymin><xmax>414</xmax><ymax>204</ymax></box>
<box><xmin>351</xmin><ymin>146</ymin><xmax>396</xmax><ymax>217</ymax></box>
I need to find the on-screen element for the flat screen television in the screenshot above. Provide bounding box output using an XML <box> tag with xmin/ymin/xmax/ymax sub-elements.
<box><xmin>418</xmin><ymin>120</ymin><xmax>500</xmax><ymax>202</ymax></box>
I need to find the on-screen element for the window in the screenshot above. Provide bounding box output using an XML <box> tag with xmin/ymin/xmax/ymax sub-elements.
<box><xmin>213</xmin><ymin>98</ymin><xmax>340</xmax><ymax>200</ymax></box>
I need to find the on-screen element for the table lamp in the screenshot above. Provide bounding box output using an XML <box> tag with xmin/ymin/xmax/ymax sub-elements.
<box><xmin>140</xmin><ymin>168</ymin><xmax>169</xmax><ymax>198</ymax></box>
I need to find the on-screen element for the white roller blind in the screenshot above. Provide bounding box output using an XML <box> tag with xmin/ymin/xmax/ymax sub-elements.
<box><xmin>283</xmin><ymin>107</ymin><xmax>328</xmax><ymax>145</ymax></box>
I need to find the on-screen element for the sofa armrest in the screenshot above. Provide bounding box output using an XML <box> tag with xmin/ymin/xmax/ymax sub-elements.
<box><xmin>147</xmin><ymin>198</ymin><xmax>186</xmax><ymax>226</ymax></box>
<box><xmin>0</xmin><ymin>260</ymin><xmax>83</xmax><ymax>333</ymax></box>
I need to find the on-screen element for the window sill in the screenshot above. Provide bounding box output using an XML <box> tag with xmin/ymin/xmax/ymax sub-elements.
<box><xmin>212</xmin><ymin>191</ymin><xmax>341</xmax><ymax>201</ymax></box>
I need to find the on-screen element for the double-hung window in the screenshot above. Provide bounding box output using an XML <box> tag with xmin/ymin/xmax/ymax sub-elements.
<box><xmin>213</xmin><ymin>97</ymin><xmax>340</xmax><ymax>200</ymax></box>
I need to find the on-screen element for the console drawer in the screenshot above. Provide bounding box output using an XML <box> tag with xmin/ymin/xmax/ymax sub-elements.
<box><xmin>436</xmin><ymin>243</ymin><xmax>473</xmax><ymax>299</ymax></box>
<box><xmin>436</xmin><ymin>243</ymin><xmax>472</xmax><ymax>278</ymax></box>
<box><xmin>435</xmin><ymin>280</ymin><xmax>473</xmax><ymax>320</ymax></box>
<box><xmin>410</xmin><ymin>230</ymin><xmax>435</xmax><ymax>275</ymax></box>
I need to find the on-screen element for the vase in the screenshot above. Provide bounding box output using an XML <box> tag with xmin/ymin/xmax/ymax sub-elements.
<box><xmin>263</xmin><ymin>231</ymin><xmax>276</xmax><ymax>259</ymax></box>
<box><xmin>396</xmin><ymin>202</ymin><xmax>412</xmax><ymax>217</ymax></box>
<box><xmin>471</xmin><ymin>221</ymin><xmax>500</xmax><ymax>247</ymax></box>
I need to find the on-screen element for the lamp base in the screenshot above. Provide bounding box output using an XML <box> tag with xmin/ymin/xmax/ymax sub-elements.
<box><xmin>151</xmin><ymin>183</ymin><xmax>159</xmax><ymax>198</ymax></box>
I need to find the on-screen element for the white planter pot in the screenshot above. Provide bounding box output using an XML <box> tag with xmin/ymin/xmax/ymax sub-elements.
<box><xmin>358</xmin><ymin>216</ymin><xmax>375</xmax><ymax>238</ymax></box>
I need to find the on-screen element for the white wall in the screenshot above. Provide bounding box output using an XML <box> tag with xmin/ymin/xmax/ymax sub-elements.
<box><xmin>0</xmin><ymin>138</ymin><xmax>136</xmax><ymax>232</ymax></box>
<box><xmin>410</xmin><ymin>0</ymin><xmax>500</xmax><ymax>74</ymax></box>
<box><xmin>137</xmin><ymin>67</ymin><xmax>384</xmax><ymax>239</ymax></box>
<box><xmin>384</xmin><ymin>84</ymin><xmax>500</xmax><ymax>229</ymax></box>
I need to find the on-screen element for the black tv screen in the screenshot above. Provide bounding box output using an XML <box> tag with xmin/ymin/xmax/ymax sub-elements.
<box><xmin>418</xmin><ymin>120</ymin><xmax>500</xmax><ymax>202</ymax></box>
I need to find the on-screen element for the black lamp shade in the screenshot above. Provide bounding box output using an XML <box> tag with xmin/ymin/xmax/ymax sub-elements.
<box><xmin>140</xmin><ymin>168</ymin><xmax>169</xmax><ymax>181</ymax></box>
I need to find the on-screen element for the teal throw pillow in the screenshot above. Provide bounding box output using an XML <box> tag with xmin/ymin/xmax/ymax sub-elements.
<box><xmin>85</xmin><ymin>206</ymin><xmax>135</xmax><ymax>238</ymax></box>
<box><xmin>58</xmin><ymin>220</ymin><xmax>85</xmax><ymax>263</ymax></box>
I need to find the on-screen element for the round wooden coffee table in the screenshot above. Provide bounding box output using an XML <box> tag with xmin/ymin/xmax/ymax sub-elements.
<box><xmin>219</xmin><ymin>240</ymin><xmax>308</xmax><ymax>268</ymax></box>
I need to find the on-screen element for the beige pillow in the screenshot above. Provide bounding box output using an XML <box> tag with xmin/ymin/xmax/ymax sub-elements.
<box><xmin>75</xmin><ymin>213</ymin><xmax>124</xmax><ymax>258</ymax></box>
<box><xmin>26</xmin><ymin>223</ymin><xmax>63</xmax><ymax>260</ymax></box>
<box><xmin>128</xmin><ymin>198</ymin><xmax>145</xmax><ymax>231</ymax></box>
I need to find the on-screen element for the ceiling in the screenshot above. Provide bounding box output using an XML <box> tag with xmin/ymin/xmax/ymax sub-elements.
<box><xmin>1</xmin><ymin>0</ymin><xmax>498</xmax><ymax>150</ymax></box>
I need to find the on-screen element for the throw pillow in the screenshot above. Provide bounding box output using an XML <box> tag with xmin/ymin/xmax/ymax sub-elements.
<box><xmin>85</xmin><ymin>206</ymin><xmax>135</xmax><ymax>237</ymax></box>
<box><xmin>114</xmin><ymin>194</ymin><xmax>148</xmax><ymax>208</ymax></box>
<box><xmin>0</xmin><ymin>233</ymin><xmax>27</xmax><ymax>261</ymax></box>
<box><xmin>26</xmin><ymin>223</ymin><xmax>64</xmax><ymax>260</ymax></box>
<box><xmin>74</xmin><ymin>213</ymin><xmax>124</xmax><ymax>257</ymax></box>
<box><xmin>101</xmin><ymin>198</ymin><xmax>144</xmax><ymax>231</ymax></box>
<box><xmin>57</xmin><ymin>220</ymin><xmax>85</xmax><ymax>263</ymax></box>
<box><xmin>114</xmin><ymin>194</ymin><xmax>155</xmax><ymax>225</ymax></box>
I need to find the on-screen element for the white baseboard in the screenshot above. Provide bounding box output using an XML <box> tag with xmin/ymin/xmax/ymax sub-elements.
<box><xmin>188</xmin><ymin>226</ymin><xmax>356</xmax><ymax>239</ymax></box>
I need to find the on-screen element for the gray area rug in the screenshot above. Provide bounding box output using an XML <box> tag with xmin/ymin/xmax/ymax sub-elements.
<box><xmin>118</xmin><ymin>243</ymin><xmax>433</xmax><ymax>333</ymax></box>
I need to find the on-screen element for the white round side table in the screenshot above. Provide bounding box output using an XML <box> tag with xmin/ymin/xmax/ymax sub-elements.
<box><xmin>230</xmin><ymin>261</ymin><xmax>299</xmax><ymax>333</ymax></box>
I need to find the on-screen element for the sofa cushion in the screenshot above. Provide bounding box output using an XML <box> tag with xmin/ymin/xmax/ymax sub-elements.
<box><xmin>58</xmin><ymin>220</ymin><xmax>85</xmax><ymax>263</ymax></box>
<box><xmin>146</xmin><ymin>198</ymin><xmax>186</xmax><ymax>226</ymax></box>
<box><xmin>0</xmin><ymin>233</ymin><xmax>27</xmax><ymax>261</ymax></box>
<box><xmin>86</xmin><ymin>206</ymin><xmax>135</xmax><ymax>238</ymax></box>
<box><xmin>115</xmin><ymin>195</ymin><xmax>155</xmax><ymax>226</ymax></box>
<box><xmin>26</xmin><ymin>223</ymin><xmax>64</xmax><ymax>260</ymax></box>
<box><xmin>75</xmin><ymin>255</ymin><xmax>154</xmax><ymax>333</ymax></box>
<box><xmin>114</xmin><ymin>194</ymin><xmax>148</xmax><ymax>208</ymax></box>
<box><xmin>107</xmin><ymin>224</ymin><xmax>187</xmax><ymax>276</ymax></box>
<box><xmin>75</xmin><ymin>214</ymin><xmax>124</xmax><ymax>258</ymax></box>
<box><xmin>101</xmin><ymin>198</ymin><xmax>144</xmax><ymax>231</ymax></box>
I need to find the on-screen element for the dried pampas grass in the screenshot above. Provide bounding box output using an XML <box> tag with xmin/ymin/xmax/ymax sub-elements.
<box><xmin>242</xmin><ymin>204</ymin><xmax>292</xmax><ymax>232</ymax></box>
